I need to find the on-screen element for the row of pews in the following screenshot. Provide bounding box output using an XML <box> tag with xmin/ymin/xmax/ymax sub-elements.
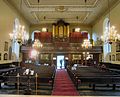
<box><xmin>67</xmin><ymin>65</ymin><xmax>120</xmax><ymax>90</ymax></box>
<box><xmin>0</xmin><ymin>67</ymin><xmax>20</xmax><ymax>88</ymax></box>
<box><xmin>0</xmin><ymin>65</ymin><xmax>56</xmax><ymax>94</ymax></box>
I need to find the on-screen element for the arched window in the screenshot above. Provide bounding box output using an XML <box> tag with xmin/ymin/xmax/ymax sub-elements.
<box><xmin>31</xmin><ymin>30</ymin><xmax>40</xmax><ymax>41</ymax></box>
<box><xmin>88</xmin><ymin>33</ymin><xmax>90</xmax><ymax>40</ymax></box>
<box><xmin>92</xmin><ymin>33</ymin><xmax>97</xmax><ymax>42</ymax></box>
<box><xmin>12</xmin><ymin>18</ymin><xmax>20</xmax><ymax>61</ymax></box>
<box><xmin>103</xmin><ymin>18</ymin><xmax>111</xmax><ymax>61</ymax></box>
<box><xmin>9</xmin><ymin>46</ymin><xmax>12</xmax><ymax>60</ymax></box>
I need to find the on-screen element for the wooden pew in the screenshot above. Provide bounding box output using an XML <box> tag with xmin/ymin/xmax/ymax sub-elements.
<box><xmin>1</xmin><ymin>65</ymin><xmax>56</xmax><ymax>91</ymax></box>
<box><xmin>67</xmin><ymin>66</ymin><xmax>120</xmax><ymax>90</ymax></box>
<box><xmin>0</xmin><ymin>67</ymin><xmax>20</xmax><ymax>89</ymax></box>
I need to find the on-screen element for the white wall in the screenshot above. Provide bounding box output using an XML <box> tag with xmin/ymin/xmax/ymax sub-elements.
<box><xmin>0</xmin><ymin>0</ymin><xmax>30</xmax><ymax>63</ymax></box>
<box><xmin>92</xmin><ymin>1</ymin><xmax>120</xmax><ymax>64</ymax></box>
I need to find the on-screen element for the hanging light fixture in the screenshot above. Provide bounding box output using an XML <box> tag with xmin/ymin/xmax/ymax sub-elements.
<box><xmin>75</xmin><ymin>16</ymin><xmax>80</xmax><ymax>32</ymax></box>
<box><xmin>83</xmin><ymin>0</ymin><xmax>87</xmax><ymax>22</ymax></box>
<box><xmin>82</xmin><ymin>39</ymin><xmax>92</xmax><ymax>49</ymax></box>
<box><xmin>37</xmin><ymin>0</ymin><xmax>40</xmax><ymax>23</ymax></box>
<box><xmin>9</xmin><ymin>25</ymin><xmax>29</xmax><ymax>44</ymax></box>
<box><xmin>101</xmin><ymin>0</ymin><xmax>120</xmax><ymax>44</ymax></box>
<box><xmin>9</xmin><ymin>0</ymin><xmax>29</xmax><ymax>45</ymax></box>
<box><xmin>101</xmin><ymin>26</ymin><xmax>120</xmax><ymax>44</ymax></box>
<box><xmin>32</xmin><ymin>39</ymin><xmax>43</xmax><ymax>50</ymax></box>
<box><xmin>81</xmin><ymin>39</ymin><xmax>92</xmax><ymax>65</ymax></box>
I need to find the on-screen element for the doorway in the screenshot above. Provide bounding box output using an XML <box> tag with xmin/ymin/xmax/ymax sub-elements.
<box><xmin>57</xmin><ymin>55</ymin><xmax>64</xmax><ymax>69</ymax></box>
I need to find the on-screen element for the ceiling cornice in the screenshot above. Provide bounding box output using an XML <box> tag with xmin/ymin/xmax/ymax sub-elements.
<box><xmin>92</xmin><ymin>0</ymin><xmax>120</xmax><ymax>26</ymax></box>
<box><xmin>24</xmin><ymin>0</ymin><xmax>99</xmax><ymax>8</ymax></box>
<box><xmin>30</xmin><ymin>23</ymin><xmax>92</xmax><ymax>28</ymax></box>
<box><xmin>3</xmin><ymin>0</ymin><xmax>30</xmax><ymax>25</ymax></box>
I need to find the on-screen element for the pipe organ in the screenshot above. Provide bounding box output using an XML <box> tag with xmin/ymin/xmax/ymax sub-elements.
<box><xmin>52</xmin><ymin>20</ymin><xmax>69</xmax><ymax>38</ymax></box>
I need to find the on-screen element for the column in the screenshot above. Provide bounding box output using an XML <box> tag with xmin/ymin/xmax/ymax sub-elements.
<box><xmin>52</xmin><ymin>24</ymin><xmax>55</xmax><ymax>38</ymax></box>
<box><xmin>67</xmin><ymin>25</ymin><xmax>70</xmax><ymax>37</ymax></box>
<box><xmin>55</xmin><ymin>25</ymin><xmax>58</xmax><ymax>38</ymax></box>
<box><xmin>64</xmin><ymin>25</ymin><xmax>67</xmax><ymax>37</ymax></box>
<box><xmin>51</xmin><ymin>53</ymin><xmax>53</xmax><ymax>65</ymax></box>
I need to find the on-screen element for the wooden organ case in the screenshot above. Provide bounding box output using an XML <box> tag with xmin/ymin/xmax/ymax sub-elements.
<box><xmin>52</xmin><ymin>20</ymin><xmax>69</xmax><ymax>42</ymax></box>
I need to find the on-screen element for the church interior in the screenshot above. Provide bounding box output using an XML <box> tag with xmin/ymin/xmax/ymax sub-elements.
<box><xmin>0</xmin><ymin>0</ymin><xmax>120</xmax><ymax>96</ymax></box>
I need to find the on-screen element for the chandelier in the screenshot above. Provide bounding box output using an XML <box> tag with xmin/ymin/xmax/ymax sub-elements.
<box><xmin>82</xmin><ymin>39</ymin><xmax>92</xmax><ymax>49</ymax></box>
<box><xmin>81</xmin><ymin>39</ymin><xmax>92</xmax><ymax>66</ymax></box>
<box><xmin>9</xmin><ymin>1</ymin><xmax>29</xmax><ymax>45</ymax></box>
<box><xmin>101</xmin><ymin>26</ymin><xmax>120</xmax><ymax>44</ymax></box>
<box><xmin>32</xmin><ymin>39</ymin><xmax>43</xmax><ymax>50</ymax></box>
<box><xmin>9</xmin><ymin>25</ymin><xmax>29</xmax><ymax>44</ymax></box>
<box><xmin>31</xmin><ymin>38</ymin><xmax>42</xmax><ymax>62</ymax></box>
<box><xmin>101</xmin><ymin>0</ymin><xmax>120</xmax><ymax>44</ymax></box>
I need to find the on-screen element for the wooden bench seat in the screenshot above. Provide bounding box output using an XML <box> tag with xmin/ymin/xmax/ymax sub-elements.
<box><xmin>0</xmin><ymin>65</ymin><xmax>56</xmax><ymax>90</ymax></box>
<box><xmin>67</xmin><ymin>66</ymin><xmax>120</xmax><ymax>90</ymax></box>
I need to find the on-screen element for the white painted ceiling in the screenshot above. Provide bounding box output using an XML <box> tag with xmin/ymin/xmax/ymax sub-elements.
<box><xmin>6</xmin><ymin>0</ymin><xmax>119</xmax><ymax>25</ymax></box>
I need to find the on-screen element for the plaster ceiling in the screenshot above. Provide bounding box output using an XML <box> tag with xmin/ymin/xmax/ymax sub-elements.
<box><xmin>5</xmin><ymin>0</ymin><xmax>119</xmax><ymax>25</ymax></box>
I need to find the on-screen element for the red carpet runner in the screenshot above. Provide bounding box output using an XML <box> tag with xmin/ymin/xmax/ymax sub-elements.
<box><xmin>52</xmin><ymin>69</ymin><xmax>79</xmax><ymax>96</ymax></box>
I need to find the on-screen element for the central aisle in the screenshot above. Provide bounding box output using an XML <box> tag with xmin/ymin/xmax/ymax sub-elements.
<box><xmin>52</xmin><ymin>69</ymin><xmax>79</xmax><ymax>96</ymax></box>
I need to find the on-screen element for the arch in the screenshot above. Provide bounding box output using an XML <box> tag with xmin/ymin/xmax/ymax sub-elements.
<box><xmin>13</xmin><ymin>18</ymin><xmax>20</xmax><ymax>31</ymax></box>
<box><xmin>88</xmin><ymin>33</ymin><xmax>90</xmax><ymax>40</ymax></box>
<box><xmin>92</xmin><ymin>33</ymin><xmax>97</xmax><ymax>42</ymax></box>
<box><xmin>4</xmin><ymin>53</ymin><xmax>8</xmax><ymax>60</ymax></box>
<box><xmin>9</xmin><ymin>46</ymin><xmax>12</xmax><ymax>60</ymax></box>
<box><xmin>103</xmin><ymin>18</ymin><xmax>111</xmax><ymax>62</ymax></box>
<box><xmin>103</xmin><ymin>18</ymin><xmax>110</xmax><ymax>41</ymax></box>
<box><xmin>31</xmin><ymin>30</ymin><xmax>40</xmax><ymax>41</ymax></box>
<box><xmin>12</xmin><ymin>18</ymin><xmax>20</xmax><ymax>61</ymax></box>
